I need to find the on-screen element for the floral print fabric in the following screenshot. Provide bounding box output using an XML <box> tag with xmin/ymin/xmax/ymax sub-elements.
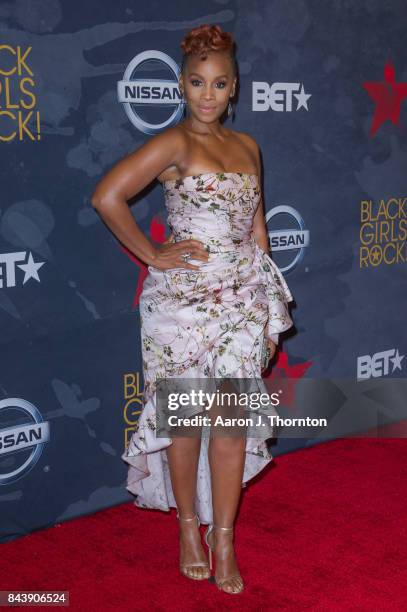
<box><xmin>121</xmin><ymin>172</ymin><xmax>294</xmax><ymax>525</ymax></box>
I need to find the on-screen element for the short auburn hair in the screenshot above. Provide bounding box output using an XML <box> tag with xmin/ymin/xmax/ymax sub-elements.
<box><xmin>180</xmin><ymin>24</ymin><xmax>237</xmax><ymax>76</ymax></box>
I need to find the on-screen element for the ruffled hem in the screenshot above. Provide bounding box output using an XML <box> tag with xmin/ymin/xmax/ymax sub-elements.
<box><xmin>122</xmin><ymin>357</ymin><xmax>278</xmax><ymax>525</ymax></box>
<box><xmin>253</xmin><ymin>242</ymin><xmax>294</xmax><ymax>344</ymax></box>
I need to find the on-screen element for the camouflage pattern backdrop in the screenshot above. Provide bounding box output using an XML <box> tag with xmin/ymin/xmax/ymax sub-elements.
<box><xmin>1</xmin><ymin>0</ymin><xmax>406</xmax><ymax>542</ymax></box>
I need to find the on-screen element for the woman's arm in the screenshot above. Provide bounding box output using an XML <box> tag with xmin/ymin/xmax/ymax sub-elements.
<box><xmin>91</xmin><ymin>127</ymin><xmax>185</xmax><ymax>266</ymax></box>
<box><xmin>245</xmin><ymin>135</ymin><xmax>278</xmax><ymax>356</ymax></box>
<box><xmin>252</xmin><ymin>195</ymin><xmax>270</xmax><ymax>254</ymax></box>
<box><xmin>250</xmin><ymin>140</ymin><xmax>270</xmax><ymax>254</ymax></box>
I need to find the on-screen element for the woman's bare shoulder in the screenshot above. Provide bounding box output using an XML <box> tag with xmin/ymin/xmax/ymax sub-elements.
<box><xmin>148</xmin><ymin>124</ymin><xmax>188</xmax><ymax>150</ymax></box>
<box><xmin>231</xmin><ymin>128</ymin><xmax>259</xmax><ymax>151</ymax></box>
<box><xmin>225</xmin><ymin>129</ymin><xmax>261</xmax><ymax>173</ymax></box>
<box><xmin>91</xmin><ymin>125</ymin><xmax>188</xmax><ymax>203</ymax></box>
<box><xmin>148</xmin><ymin>125</ymin><xmax>190</xmax><ymax>183</ymax></box>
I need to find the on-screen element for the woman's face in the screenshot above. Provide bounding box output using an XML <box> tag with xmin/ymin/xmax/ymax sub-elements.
<box><xmin>179</xmin><ymin>51</ymin><xmax>236</xmax><ymax>123</ymax></box>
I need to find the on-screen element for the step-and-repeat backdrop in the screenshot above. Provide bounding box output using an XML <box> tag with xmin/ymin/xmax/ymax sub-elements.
<box><xmin>1</xmin><ymin>1</ymin><xmax>406</xmax><ymax>541</ymax></box>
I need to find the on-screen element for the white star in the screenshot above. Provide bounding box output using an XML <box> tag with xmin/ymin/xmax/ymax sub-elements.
<box><xmin>294</xmin><ymin>84</ymin><xmax>312</xmax><ymax>110</ymax></box>
<box><xmin>391</xmin><ymin>349</ymin><xmax>405</xmax><ymax>372</ymax></box>
<box><xmin>17</xmin><ymin>252</ymin><xmax>45</xmax><ymax>284</ymax></box>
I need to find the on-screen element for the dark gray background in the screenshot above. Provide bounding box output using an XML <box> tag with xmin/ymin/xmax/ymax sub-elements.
<box><xmin>0</xmin><ymin>0</ymin><xmax>406</xmax><ymax>541</ymax></box>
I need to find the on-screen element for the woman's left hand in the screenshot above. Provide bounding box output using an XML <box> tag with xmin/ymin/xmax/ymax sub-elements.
<box><xmin>266</xmin><ymin>337</ymin><xmax>277</xmax><ymax>360</ymax></box>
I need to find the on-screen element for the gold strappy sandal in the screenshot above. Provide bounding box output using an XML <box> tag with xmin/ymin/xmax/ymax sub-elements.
<box><xmin>204</xmin><ymin>524</ymin><xmax>244</xmax><ymax>594</ymax></box>
<box><xmin>176</xmin><ymin>512</ymin><xmax>210</xmax><ymax>581</ymax></box>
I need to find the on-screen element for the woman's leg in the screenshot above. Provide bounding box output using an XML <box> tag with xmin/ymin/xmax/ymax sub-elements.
<box><xmin>166</xmin><ymin>434</ymin><xmax>209</xmax><ymax>579</ymax></box>
<box><xmin>207</xmin><ymin>380</ymin><xmax>246</xmax><ymax>592</ymax></box>
<box><xmin>208</xmin><ymin>435</ymin><xmax>246</xmax><ymax>592</ymax></box>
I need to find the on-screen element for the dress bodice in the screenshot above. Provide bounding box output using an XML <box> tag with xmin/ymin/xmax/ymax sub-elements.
<box><xmin>162</xmin><ymin>172</ymin><xmax>260</xmax><ymax>254</ymax></box>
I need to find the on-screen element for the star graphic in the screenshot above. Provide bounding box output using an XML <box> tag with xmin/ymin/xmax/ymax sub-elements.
<box><xmin>363</xmin><ymin>60</ymin><xmax>407</xmax><ymax>136</ymax></box>
<box><xmin>294</xmin><ymin>84</ymin><xmax>312</xmax><ymax>110</ymax></box>
<box><xmin>370</xmin><ymin>246</ymin><xmax>381</xmax><ymax>265</ymax></box>
<box><xmin>120</xmin><ymin>215</ymin><xmax>169</xmax><ymax>309</ymax></box>
<box><xmin>262</xmin><ymin>351</ymin><xmax>312</xmax><ymax>409</ymax></box>
<box><xmin>17</xmin><ymin>252</ymin><xmax>45</xmax><ymax>284</ymax></box>
<box><xmin>390</xmin><ymin>348</ymin><xmax>405</xmax><ymax>372</ymax></box>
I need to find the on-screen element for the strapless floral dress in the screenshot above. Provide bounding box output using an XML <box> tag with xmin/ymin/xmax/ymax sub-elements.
<box><xmin>121</xmin><ymin>172</ymin><xmax>294</xmax><ymax>525</ymax></box>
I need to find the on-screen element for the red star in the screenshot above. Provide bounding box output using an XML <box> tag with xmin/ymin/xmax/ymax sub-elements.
<box><xmin>262</xmin><ymin>350</ymin><xmax>312</xmax><ymax>409</ymax></box>
<box><xmin>119</xmin><ymin>215</ymin><xmax>167</xmax><ymax>308</ymax></box>
<box><xmin>363</xmin><ymin>60</ymin><xmax>407</xmax><ymax>136</ymax></box>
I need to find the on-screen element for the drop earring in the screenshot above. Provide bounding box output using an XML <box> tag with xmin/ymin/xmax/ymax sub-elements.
<box><xmin>180</xmin><ymin>89</ymin><xmax>187</xmax><ymax>115</ymax></box>
<box><xmin>227</xmin><ymin>99</ymin><xmax>235</xmax><ymax>120</ymax></box>
<box><xmin>179</xmin><ymin>89</ymin><xmax>187</xmax><ymax>114</ymax></box>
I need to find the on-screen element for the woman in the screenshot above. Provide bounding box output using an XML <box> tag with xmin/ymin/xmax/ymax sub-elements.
<box><xmin>91</xmin><ymin>24</ymin><xmax>294</xmax><ymax>595</ymax></box>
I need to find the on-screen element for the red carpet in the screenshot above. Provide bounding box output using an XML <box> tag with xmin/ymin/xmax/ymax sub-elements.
<box><xmin>3</xmin><ymin>438</ymin><xmax>407</xmax><ymax>610</ymax></box>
